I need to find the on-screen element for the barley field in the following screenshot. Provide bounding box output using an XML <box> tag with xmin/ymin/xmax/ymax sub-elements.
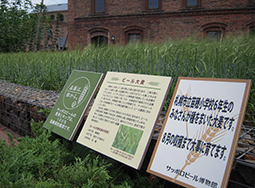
<box><xmin>0</xmin><ymin>36</ymin><xmax>254</xmax><ymax>124</ymax></box>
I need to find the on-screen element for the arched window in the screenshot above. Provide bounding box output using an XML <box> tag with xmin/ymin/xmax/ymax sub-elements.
<box><xmin>88</xmin><ymin>28</ymin><xmax>109</xmax><ymax>46</ymax></box>
<box><xmin>247</xmin><ymin>21</ymin><xmax>255</xmax><ymax>36</ymax></box>
<box><xmin>250</xmin><ymin>27</ymin><xmax>255</xmax><ymax>36</ymax></box>
<box><xmin>91</xmin><ymin>36</ymin><xmax>108</xmax><ymax>47</ymax></box>
<box><xmin>201</xmin><ymin>22</ymin><xmax>227</xmax><ymax>41</ymax></box>
<box><xmin>123</xmin><ymin>26</ymin><xmax>144</xmax><ymax>44</ymax></box>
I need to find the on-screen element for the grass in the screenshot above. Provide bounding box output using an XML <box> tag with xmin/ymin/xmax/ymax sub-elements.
<box><xmin>0</xmin><ymin>36</ymin><xmax>254</xmax><ymax>124</ymax></box>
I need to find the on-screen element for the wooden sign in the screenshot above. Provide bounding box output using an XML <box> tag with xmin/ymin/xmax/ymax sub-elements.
<box><xmin>77</xmin><ymin>72</ymin><xmax>172</xmax><ymax>169</ymax></box>
<box><xmin>43</xmin><ymin>70</ymin><xmax>104</xmax><ymax>140</ymax></box>
<box><xmin>147</xmin><ymin>77</ymin><xmax>251</xmax><ymax>188</ymax></box>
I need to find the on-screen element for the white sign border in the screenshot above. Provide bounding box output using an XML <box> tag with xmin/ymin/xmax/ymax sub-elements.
<box><xmin>147</xmin><ymin>77</ymin><xmax>252</xmax><ymax>188</ymax></box>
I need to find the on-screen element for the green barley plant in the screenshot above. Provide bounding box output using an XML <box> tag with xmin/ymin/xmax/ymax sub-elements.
<box><xmin>0</xmin><ymin>35</ymin><xmax>254</xmax><ymax>124</ymax></box>
<box><xmin>112</xmin><ymin>124</ymin><xmax>144</xmax><ymax>155</ymax></box>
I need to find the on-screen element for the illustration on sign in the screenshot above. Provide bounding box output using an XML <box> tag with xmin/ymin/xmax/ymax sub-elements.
<box><xmin>147</xmin><ymin>77</ymin><xmax>251</xmax><ymax>188</ymax></box>
<box><xmin>43</xmin><ymin>70</ymin><xmax>104</xmax><ymax>141</ymax></box>
<box><xmin>77</xmin><ymin>72</ymin><xmax>172</xmax><ymax>169</ymax></box>
<box><xmin>63</xmin><ymin>77</ymin><xmax>90</xmax><ymax>110</ymax></box>
<box><xmin>112</xmin><ymin>124</ymin><xmax>144</xmax><ymax>155</ymax></box>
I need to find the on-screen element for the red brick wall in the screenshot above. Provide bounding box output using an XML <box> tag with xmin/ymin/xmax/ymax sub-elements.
<box><xmin>68</xmin><ymin>0</ymin><xmax>255</xmax><ymax>49</ymax></box>
<box><xmin>40</xmin><ymin>10</ymin><xmax>68</xmax><ymax>50</ymax></box>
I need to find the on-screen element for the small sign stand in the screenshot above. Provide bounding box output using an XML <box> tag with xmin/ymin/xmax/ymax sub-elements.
<box><xmin>77</xmin><ymin>72</ymin><xmax>173</xmax><ymax>169</ymax></box>
<box><xmin>147</xmin><ymin>77</ymin><xmax>251</xmax><ymax>188</ymax></box>
<box><xmin>43</xmin><ymin>70</ymin><xmax>104</xmax><ymax>141</ymax></box>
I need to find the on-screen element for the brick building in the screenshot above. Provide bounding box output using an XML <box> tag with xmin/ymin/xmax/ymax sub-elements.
<box><xmin>68</xmin><ymin>0</ymin><xmax>255</xmax><ymax>49</ymax></box>
<box><xmin>39</xmin><ymin>3</ymin><xmax>68</xmax><ymax>50</ymax></box>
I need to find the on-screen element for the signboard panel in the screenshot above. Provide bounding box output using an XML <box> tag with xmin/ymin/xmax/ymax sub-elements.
<box><xmin>43</xmin><ymin>70</ymin><xmax>104</xmax><ymax>140</ymax></box>
<box><xmin>147</xmin><ymin>77</ymin><xmax>251</xmax><ymax>188</ymax></box>
<box><xmin>77</xmin><ymin>72</ymin><xmax>172</xmax><ymax>169</ymax></box>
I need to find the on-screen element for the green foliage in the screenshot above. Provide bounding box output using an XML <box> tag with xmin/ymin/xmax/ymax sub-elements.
<box><xmin>55</xmin><ymin>156</ymin><xmax>111</xmax><ymax>187</ymax></box>
<box><xmin>0</xmin><ymin>130</ymin><xmax>61</xmax><ymax>186</ymax></box>
<box><xmin>0</xmin><ymin>0</ymin><xmax>34</xmax><ymax>52</ymax></box>
<box><xmin>0</xmin><ymin>114</ymin><xmax>167</xmax><ymax>187</ymax></box>
<box><xmin>0</xmin><ymin>0</ymin><xmax>64</xmax><ymax>52</ymax></box>
<box><xmin>30</xmin><ymin>108</ymin><xmax>51</xmax><ymax>137</ymax></box>
<box><xmin>0</xmin><ymin>129</ymin><xmax>126</xmax><ymax>187</ymax></box>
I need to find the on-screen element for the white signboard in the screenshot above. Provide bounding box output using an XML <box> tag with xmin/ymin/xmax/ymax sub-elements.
<box><xmin>147</xmin><ymin>77</ymin><xmax>251</xmax><ymax>188</ymax></box>
<box><xmin>77</xmin><ymin>72</ymin><xmax>172</xmax><ymax>169</ymax></box>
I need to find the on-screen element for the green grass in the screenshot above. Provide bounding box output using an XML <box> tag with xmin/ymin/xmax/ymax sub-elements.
<box><xmin>0</xmin><ymin>36</ymin><xmax>254</xmax><ymax>125</ymax></box>
<box><xmin>0</xmin><ymin>37</ymin><xmax>254</xmax><ymax>91</ymax></box>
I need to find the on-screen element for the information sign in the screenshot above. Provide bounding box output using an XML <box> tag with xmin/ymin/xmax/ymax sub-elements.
<box><xmin>77</xmin><ymin>72</ymin><xmax>172</xmax><ymax>169</ymax></box>
<box><xmin>147</xmin><ymin>77</ymin><xmax>251</xmax><ymax>188</ymax></box>
<box><xmin>43</xmin><ymin>70</ymin><xmax>104</xmax><ymax>140</ymax></box>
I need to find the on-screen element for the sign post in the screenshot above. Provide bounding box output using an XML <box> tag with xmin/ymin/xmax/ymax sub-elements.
<box><xmin>147</xmin><ymin>77</ymin><xmax>251</xmax><ymax>188</ymax></box>
<box><xmin>77</xmin><ymin>72</ymin><xmax>172</xmax><ymax>169</ymax></box>
<box><xmin>43</xmin><ymin>70</ymin><xmax>104</xmax><ymax>140</ymax></box>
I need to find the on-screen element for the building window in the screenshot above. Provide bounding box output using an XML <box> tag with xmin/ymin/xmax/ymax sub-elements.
<box><xmin>206</xmin><ymin>31</ymin><xmax>222</xmax><ymax>41</ymax></box>
<box><xmin>144</xmin><ymin>0</ymin><xmax>162</xmax><ymax>11</ymax></box>
<box><xmin>202</xmin><ymin>22</ymin><xmax>227</xmax><ymax>41</ymax></box>
<box><xmin>89</xmin><ymin>27</ymin><xmax>109</xmax><ymax>46</ymax></box>
<box><xmin>95</xmin><ymin>0</ymin><xmax>104</xmax><ymax>12</ymax></box>
<box><xmin>251</xmin><ymin>29</ymin><xmax>255</xmax><ymax>36</ymax></box>
<box><xmin>128</xmin><ymin>34</ymin><xmax>141</xmax><ymax>43</ymax></box>
<box><xmin>91</xmin><ymin>0</ymin><xmax>106</xmax><ymax>14</ymax></box>
<box><xmin>91</xmin><ymin>36</ymin><xmax>108</xmax><ymax>47</ymax></box>
<box><xmin>246</xmin><ymin>21</ymin><xmax>255</xmax><ymax>36</ymax></box>
<box><xmin>149</xmin><ymin>0</ymin><xmax>159</xmax><ymax>9</ymax></box>
<box><xmin>187</xmin><ymin>0</ymin><xmax>197</xmax><ymax>7</ymax></box>
<box><xmin>249</xmin><ymin>27</ymin><xmax>255</xmax><ymax>36</ymax></box>
<box><xmin>124</xmin><ymin>26</ymin><xmax>144</xmax><ymax>44</ymax></box>
<box><xmin>48</xmin><ymin>28</ymin><xmax>53</xmax><ymax>40</ymax></box>
<box><xmin>48</xmin><ymin>45</ymin><xmax>52</xmax><ymax>50</ymax></box>
<box><xmin>183</xmin><ymin>0</ymin><xmax>200</xmax><ymax>8</ymax></box>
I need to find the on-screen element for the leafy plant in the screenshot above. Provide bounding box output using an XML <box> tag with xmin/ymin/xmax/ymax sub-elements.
<box><xmin>55</xmin><ymin>156</ymin><xmax>111</xmax><ymax>187</ymax></box>
<box><xmin>30</xmin><ymin>108</ymin><xmax>51</xmax><ymax>137</ymax></box>
<box><xmin>0</xmin><ymin>0</ymin><xmax>33</xmax><ymax>52</ymax></box>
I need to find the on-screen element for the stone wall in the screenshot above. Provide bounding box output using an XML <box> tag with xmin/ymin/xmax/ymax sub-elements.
<box><xmin>0</xmin><ymin>80</ymin><xmax>59</xmax><ymax>137</ymax></box>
